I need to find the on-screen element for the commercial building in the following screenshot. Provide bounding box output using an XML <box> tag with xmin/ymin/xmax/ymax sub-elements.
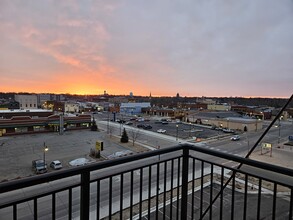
<box><xmin>65</xmin><ymin>102</ymin><xmax>80</xmax><ymax>113</ymax></box>
<box><xmin>0</xmin><ymin>114</ymin><xmax>91</xmax><ymax>136</ymax></box>
<box><xmin>14</xmin><ymin>94</ymin><xmax>38</xmax><ymax>109</ymax></box>
<box><xmin>187</xmin><ymin>111</ymin><xmax>263</xmax><ymax>131</ymax></box>
<box><xmin>0</xmin><ymin>109</ymin><xmax>53</xmax><ymax>119</ymax></box>
<box><xmin>143</xmin><ymin>107</ymin><xmax>185</xmax><ymax>119</ymax></box>
<box><xmin>120</xmin><ymin>102</ymin><xmax>151</xmax><ymax>115</ymax></box>
<box><xmin>207</xmin><ymin>104</ymin><xmax>231</xmax><ymax>111</ymax></box>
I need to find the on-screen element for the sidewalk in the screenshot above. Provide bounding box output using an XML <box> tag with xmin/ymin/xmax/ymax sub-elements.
<box><xmin>250</xmin><ymin>144</ymin><xmax>293</xmax><ymax>168</ymax></box>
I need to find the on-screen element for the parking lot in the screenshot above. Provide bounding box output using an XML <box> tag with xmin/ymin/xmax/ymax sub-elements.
<box><xmin>94</xmin><ymin>112</ymin><xmax>229</xmax><ymax>141</ymax></box>
<box><xmin>0</xmin><ymin>129</ymin><xmax>147</xmax><ymax>182</ymax></box>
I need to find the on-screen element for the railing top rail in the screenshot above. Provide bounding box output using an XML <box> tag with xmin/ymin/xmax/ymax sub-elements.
<box><xmin>185</xmin><ymin>144</ymin><xmax>293</xmax><ymax>177</ymax></box>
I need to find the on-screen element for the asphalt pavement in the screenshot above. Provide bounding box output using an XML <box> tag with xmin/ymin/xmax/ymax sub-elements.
<box><xmin>0</xmin><ymin>129</ymin><xmax>148</xmax><ymax>182</ymax></box>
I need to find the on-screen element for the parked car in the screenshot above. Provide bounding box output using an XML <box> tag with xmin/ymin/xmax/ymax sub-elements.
<box><xmin>50</xmin><ymin>160</ymin><xmax>63</xmax><ymax>170</ymax></box>
<box><xmin>161</xmin><ymin>121</ymin><xmax>169</xmax><ymax>125</ymax></box>
<box><xmin>32</xmin><ymin>159</ymin><xmax>47</xmax><ymax>174</ymax></box>
<box><xmin>136</xmin><ymin>117</ymin><xmax>144</xmax><ymax>122</ymax></box>
<box><xmin>231</xmin><ymin>135</ymin><xmax>240</xmax><ymax>141</ymax></box>
<box><xmin>223</xmin><ymin>129</ymin><xmax>235</xmax><ymax>133</ymax></box>
<box><xmin>125</xmin><ymin>121</ymin><xmax>133</xmax><ymax>125</ymax></box>
<box><xmin>143</xmin><ymin>125</ymin><xmax>152</xmax><ymax>130</ymax></box>
<box><xmin>157</xmin><ymin>129</ymin><xmax>166</xmax><ymax>133</ymax></box>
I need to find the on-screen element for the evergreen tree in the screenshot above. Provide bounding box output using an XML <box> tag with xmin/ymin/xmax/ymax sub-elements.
<box><xmin>91</xmin><ymin>120</ymin><xmax>98</xmax><ymax>131</ymax></box>
<box><xmin>120</xmin><ymin>128</ymin><xmax>129</xmax><ymax>143</ymax></box>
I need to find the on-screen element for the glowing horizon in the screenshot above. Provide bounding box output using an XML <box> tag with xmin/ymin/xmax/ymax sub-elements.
<box><xmin>1</xmin><ymin>1</ymin><xmax>292</xmax><ymax>98</ymax></box>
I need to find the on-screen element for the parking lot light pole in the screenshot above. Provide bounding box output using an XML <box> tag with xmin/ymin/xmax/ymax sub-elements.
<box><xmin>278</xmin><ymin>118</ymin><xmax>281</xmax><ymax>144</ymax></box>
<box><xmin>189</xmin><ymin>122</ymin><xmax>192</xmax><ymax>138</ymax></box>
<box><xmin>176</xmin><ymin>124</ymin><xmax>179</xmax><ymax>141</ymax></box>
<box><xmin>43</xmin><ymin>142</ymin><xmax>49</xmax><ymax>165</ymax></box>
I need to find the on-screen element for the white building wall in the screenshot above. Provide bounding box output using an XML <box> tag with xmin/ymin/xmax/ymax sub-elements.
<box><xmin>15</xmin><ymin>94</ymin><xmax>38</xmax><ymax>109</ymax></box>
<box><xmin>207</xmin><ymin>104</ymin><xmax>231</xmax><ymax>111</ymax></box>
<box><xmin>65</xmin><ymin>103</ymin><xmax>80</xmax><ymax>113</ymax></box>
<box><xmin>120</xmin><ymin>102</ymin><xmax>151</xmax><ymax>114</ymax></box>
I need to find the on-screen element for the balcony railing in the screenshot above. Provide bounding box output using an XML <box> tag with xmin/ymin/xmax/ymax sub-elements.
<box><xmin>0</xmin><ymin>143</ymin><xmax>292</xmax><ymax>220</ymax></box>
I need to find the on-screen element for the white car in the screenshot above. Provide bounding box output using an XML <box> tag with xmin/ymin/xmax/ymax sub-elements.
<box><xmin>157</xmin><ymin>129</ymin><xmax>166</xmax><ymax>133</ymax></box>
<box><xmin>50</xmin><ymin>160</ymin><xmax>63</xmax><ymax>170</ymax></box>
<box><xmin>231</xmin><ymin>135</ymin><xmax>240</xmax><ymax>141</ymax></box>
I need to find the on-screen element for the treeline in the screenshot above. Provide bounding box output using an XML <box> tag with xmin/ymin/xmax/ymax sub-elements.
<box><xmin>0</xmin><ymin>92</ymin><xmax>292</xmax><ymax>108</ymax></box>
<box><xmin>214</xmin><ymin>97</ymin><xmax>291</xmax><ymax>108</ymax></box>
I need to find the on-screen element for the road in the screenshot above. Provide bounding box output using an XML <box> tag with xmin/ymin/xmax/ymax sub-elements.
<box><xmin>0</xmin><ymin>118</ymin><xmax>292</xmax><ymax>219</ymax></box>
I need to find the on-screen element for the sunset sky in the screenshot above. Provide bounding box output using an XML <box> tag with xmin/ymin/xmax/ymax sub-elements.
<box><xmin>0</xmin><ymin>0</ymin><xmax>292</xmax><ymax>98</ymax></box>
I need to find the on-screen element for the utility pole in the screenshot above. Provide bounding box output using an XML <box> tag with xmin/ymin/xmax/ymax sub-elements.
<box><xmin>278</xmin><ymin>118</ymin><xmax>281</xmax><ymax>144</ymax></box>
<box><xmin>43</xmin><ymin>142</ymin><xmax>48</xmax><ymax>165</ymax></box>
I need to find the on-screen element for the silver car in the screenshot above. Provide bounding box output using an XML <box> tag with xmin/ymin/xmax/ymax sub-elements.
<box><xmin>50</xmin><ymin>160</ymin><xmax>63</xmax><ymax>170</ymax></box>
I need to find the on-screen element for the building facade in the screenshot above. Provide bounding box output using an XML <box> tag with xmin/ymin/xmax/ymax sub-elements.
<box><xmin>65</xmin><ymin>102</ymin><xmax>80</xmax><ymax>113</ymax></box>
<box><xmin>207</xmin><ymin>104</ymin><xmax>231</xmax><ymax>111</ymax></box>
<box><xmin>14</xmin><ymin>94</ymin><xmax>38</xmax><ymax>109</ymax></box>
<box><xmin>0</xmin><ymin>114</ymin><xmax>91</xmax><ymax>136</ymax></box>
<box><xmin>120</xmin><ymin>102</ymin><xmax>151</xmax><ymax>115</ymax></box>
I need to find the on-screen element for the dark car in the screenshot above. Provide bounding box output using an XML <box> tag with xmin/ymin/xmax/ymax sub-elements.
<box><xmin>143</xmin><ymin>125</ymin><xmax>152</xmax><ymax>130</ymax></box>
<box><xmin>32</xmin><ymin>159</ymin><xmax>47</xmax><ymax>174</ymax></box>
<box><xmin>137</xmin><ymin>124</ymin><xmax>145</xmax><ymax>128</ymax></box>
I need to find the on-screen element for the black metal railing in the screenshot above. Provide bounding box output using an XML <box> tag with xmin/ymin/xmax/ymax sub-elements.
<box><xmin>0</xmin><ymin>143</ymin><xmax>292</xmax><ymax>220</ymax></box>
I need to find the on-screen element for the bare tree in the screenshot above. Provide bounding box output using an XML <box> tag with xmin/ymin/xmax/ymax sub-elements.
<box><xmin>129</xmin><ymin>128</ymin><xmax>141</xmax><ymax>146</ymax></box>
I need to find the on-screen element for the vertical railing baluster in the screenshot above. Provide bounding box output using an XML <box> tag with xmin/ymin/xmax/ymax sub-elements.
<box><xmin>139</xmin><ymin>168</ymin><xmax>143</xmax><ymax>220</ymax></box>
<box><xmin>97</xmin><ymin>180</ymin><xmax>100</xmax><ymax>220</ymax></box>
<box><xmin>272</xmin><ymin>183</ymin><xmax>277</xmax><ymax>220</ymax></box>
<box><xmin>52</xmin><ymin>192</ymin><xmax>56</xmax><ymax>220</ymax></box>
<box><xmin>109</xmin><ymin>176</ymin><xmax>112</xmax><ymax>220</ymax></box>
<box><xmin>120</xmin><ymin>173</ymin><xmax>124</xmax><ymax>220</ymax></box>
<box><xmin>231</xmin><ymin>172</ymin><xmax>235</xmax><ymax>220</ymax></box>
<box><xmin>34</xmin><ymin>198</ymin><xmax>37</xmax><ymax>220</ymax></box>
<box><xmin>69</xmin><ymin>188</ymin><xmax>72</xmax><ymax>220</ymax></box>
<box><xmin>191</xmin><ymin>158</ymin><xmax>195</xmax><ymax>220</ymax></box>
<box><xmin>289</xmin><ymin>188</ymin><xmax>293</xmax><ymax>220</ymax></box>
<box><xmin>176</xmin><ymin>157</ymin><xmax>181</xmax><ymax>220</ymax></box>
<box><xmin>220</xmin><ymin>167</ymin><xmax>224</xmax><ymax>220</ymax></box>
<box><xmin>243</xmin><ymin>174</ymin><xmax>248</xmax><ymax>220</ymax></box>
<box><xmin>181</xmin><ymin>147</ymin><xmax>189</xmax><ymax>220</ymax></box>
<box><xmin>156</xmin><ymin>162</ymin><xmax>160</xmax><ymax>219</ymax></box>
<box><xmin>209</xmin><ymin>165</ymin><xmax>213</xmax><ymax>220</ymax></box>
<box><xmin>170</xmin><ymin>159</ymin><xmax>174</xmax><ymax>220</ymax></box>
<box><xmin>200</xmin><ymin>161</ymin><xmax>204</xmax><ymax>219</ymax></box>
<box><xmin>13</xmin><ymin>204</ymin><xmax>17</xmax><ymax>220</ymax></box>
<box><xmin>130</xmin><ymin>171</ymin><xmax>134</xmax><ymax>220</ymax></box>
<box><xmin>257</xmin><ymin>179</ymin><xmax>262</xmax><ymax>220</ymax></box>
<box><xmin>163</xmin><ymin>161</ymin><xmax>167</xmax><ymax>220</ymax></box>
<box><xmin>148</xmin><ymin>165</ymin><xmax>152</xmax><ymax>219</ymax></box>
<box><xmin>80</xmin><ymin>171</ymin><xmax>90</xmax><ymax>220</ymax></box>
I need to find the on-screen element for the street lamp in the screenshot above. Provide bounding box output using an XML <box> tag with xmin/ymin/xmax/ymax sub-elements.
<box><xmin>278</xmin><ymin>118</ymin><xmax>281</xmax><ymax>144</ymax></box>
<box><xmin>189</xmin><ymin>122</ymin><xmax>192</xmax><ymax>138</ymax></box>
<box><xmin>176</xmin><ymin>124</ymin><xmax>179</xmax><ymax>141</ymax></box>
<box><xmin>43</xmin><ymin>142</ymin><xmax>49</xmax><ymax>165</ymax></box>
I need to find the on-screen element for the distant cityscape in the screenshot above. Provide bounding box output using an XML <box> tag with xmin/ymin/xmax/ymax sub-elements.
<box><xmin>0</xmin><ymin>91</ymin><xmax>292</xmax><ymax>137</ymax></box>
